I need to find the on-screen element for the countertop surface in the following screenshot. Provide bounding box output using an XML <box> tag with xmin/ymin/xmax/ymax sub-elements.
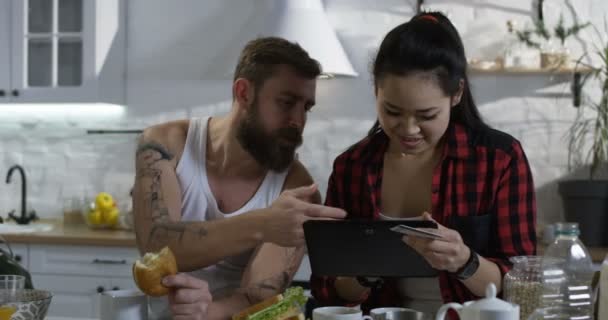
<box><xmin>1</xmin><ymin>219</ymin><xmax>136</xmax><ymax>247</ymax></box>
<box><xmin>2</xmin><ymin>219</ymin><xmax>607</xmax><ymax>261</ymax></box>
<box><xmin>46</xmin><ymin>317</ymin><xmax>97</xmax><ymax>320</ymax></box>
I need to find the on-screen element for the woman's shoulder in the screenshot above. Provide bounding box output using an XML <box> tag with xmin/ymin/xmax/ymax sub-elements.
<box><xmin>466</xmin><ymin>124</ymin><xmax>526</xmax><ymax>156</ymax></box>
<box><xmin>333</xmin><ymin>132</ymin><xmax>387</xmax><ymax>166</ymax></box>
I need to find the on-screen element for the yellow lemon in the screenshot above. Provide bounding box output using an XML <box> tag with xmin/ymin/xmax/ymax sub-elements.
<box><xmin>87</xmin><ymin>209</ymin><xmax>103</xmax><ymax>226</ymax></box>
<box><xmin>95</xmin><ymin>192</ymin><xmax>114</xmax><ymax>211</ymax></box>
<box><xmin>103</xmin><ymin>208</ymin><xmax>120</xmax><ymax>227</ymax></box>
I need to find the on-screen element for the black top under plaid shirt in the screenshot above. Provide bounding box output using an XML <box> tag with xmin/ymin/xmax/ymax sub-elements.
<box><xmin>311</xmin><ymin>122</ymin><xmax>537</xmax><ymax>311</ymax></box>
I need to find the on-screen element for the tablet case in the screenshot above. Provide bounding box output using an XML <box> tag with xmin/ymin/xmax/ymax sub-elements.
<box><xmin>303</xmin><ymin>219</ymin><xmax>438</xmax><ymax>277</ymax></box>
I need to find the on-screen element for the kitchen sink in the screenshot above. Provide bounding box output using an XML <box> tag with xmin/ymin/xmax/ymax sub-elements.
<box><xmin>0</xmin><ymin>222</ymin><xmax>53</xmax><ymax>234</ymax></box>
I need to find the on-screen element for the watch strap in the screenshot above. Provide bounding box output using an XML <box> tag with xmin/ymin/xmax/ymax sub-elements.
<box><xmin>453</xmin><ymin>248</ymin><xmax>479</xmax><ymax>280</ymax></box>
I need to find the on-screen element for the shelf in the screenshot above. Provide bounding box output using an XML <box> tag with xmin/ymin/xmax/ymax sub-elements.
<box><xmin>468</xmin><ymin>65</ymin><xmax>595</xmax><ymax>75</ymax></box>
<box><xmin>468</xmin><ymin>64</ymin><xmax>595</xmax><ymax>107</ymax></box>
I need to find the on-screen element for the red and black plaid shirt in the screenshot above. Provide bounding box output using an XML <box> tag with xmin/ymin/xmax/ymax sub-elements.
<box><xmin>311</xmin><ymin>122</ymin><xmax>536</xmax><ymax>311</ymax></box>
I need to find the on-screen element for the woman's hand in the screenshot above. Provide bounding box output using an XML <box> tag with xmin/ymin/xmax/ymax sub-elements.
<box><xmin>403</xmin><ymin>212</ymin><xmax>470</xmax><ymax>273</ymax></box>
<box><xmin>163</xmin><ymin>273</ymin><xmax>213</xmax><ymax>320</ymax></box>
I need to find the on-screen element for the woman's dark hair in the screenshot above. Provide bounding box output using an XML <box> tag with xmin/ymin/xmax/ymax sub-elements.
<box><xmin>368</xmin><ymin>11</ymin><xmax>487</xmax><ymax>136</ymax></box>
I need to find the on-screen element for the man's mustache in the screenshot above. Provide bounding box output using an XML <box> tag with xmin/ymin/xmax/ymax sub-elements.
<box><xmin>276</xmin><ymin>127</ymin><xmax>302</xmax><ymax>145</ymax></box>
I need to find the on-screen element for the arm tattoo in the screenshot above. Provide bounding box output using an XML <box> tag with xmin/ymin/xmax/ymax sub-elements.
<box><xmin>241</xmin><ymin>246</ymin><xmax>305</xmax><ymax>304</ymax></box>
<box><xmin>147</xmin><ymin>222</ymin><xmax>209</xmax><ymax>248</ymax></box>
<box><xmin>136</xmin><ymin>141</ymin><xmax>174</xmax><ymax>224</ymax></box>
<box><xmin>136</xmin><ymin>140</ymin><xmax>212</xmax><ymax>251</ymax></box>
<box><xmin>136</xmin><ymin>142</ymin><xmax>174</xmax><ymax>161</ymax></box>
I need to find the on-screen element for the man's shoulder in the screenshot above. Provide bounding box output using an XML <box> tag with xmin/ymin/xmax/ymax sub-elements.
<box><xmin>282</xmin><ymin>159</ymin><xmax>321</xmax><ymax>203</ymax></box>
<box><xmin>283</xmin><ymin>159</ymin><xmax>314</xmax><ymax>189</ymax></box>
<box><xmin>141</xmin><ymin>120</ymin><xmax>190</xmax><ymax>152</ymax></box>
<box><xmin>139</xmin><ymin>120</ymin><xmax>190</xmax><ymax>159</ymax></box>
<box><xmin>142</xmin><ymin>119</ymin><xmax>189</xmax><ymax>141</ymax></box>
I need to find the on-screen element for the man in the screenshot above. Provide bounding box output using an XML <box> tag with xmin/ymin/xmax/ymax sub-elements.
<box><xmin>133</xmin><ymin>37</ymin><xmax>346</xmax><ymax>320</ymax></box>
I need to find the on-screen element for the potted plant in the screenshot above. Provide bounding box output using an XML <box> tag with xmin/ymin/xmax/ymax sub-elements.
<box><xmin>515</xmin><ymin>0</ymin><xmax>590</xmax><ymax>68</ymax></box>
<box><xmin>558</xmin><ymin>20</ymin><xmax>608</xmax><ymax>246</ymax></box>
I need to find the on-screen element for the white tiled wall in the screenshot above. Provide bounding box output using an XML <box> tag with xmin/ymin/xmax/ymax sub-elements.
<box><xmin>0</xmin><ymin>0</ymin><xmax>606</xmax><ymax>230</ymax></box>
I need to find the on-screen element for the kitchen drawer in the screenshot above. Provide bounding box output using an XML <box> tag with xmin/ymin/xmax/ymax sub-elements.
<box><xmin>7</xmin><ymin>243</ymin><xmax>28</xmax><ymax>269</ymax></box>
<box><xmin>111</xmin><ymin>276</ymin><xmax>137</xmax><ymax>291</ymax></box>
<box><xmin>29</xmin><ymin>244</ymin><xmax>139</xmax><ymax>277</ymax></box>
<box><xmin>32</xmin><ymin>274</ymin><xmax>112</xmax><ymax>318</ymax></box>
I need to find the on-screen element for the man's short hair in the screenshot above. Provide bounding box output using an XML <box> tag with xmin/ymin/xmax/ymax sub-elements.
<box><xmin>233</xmin><ymin>37</ymin><xmax>322</xmax><ymax>92</ymax></box>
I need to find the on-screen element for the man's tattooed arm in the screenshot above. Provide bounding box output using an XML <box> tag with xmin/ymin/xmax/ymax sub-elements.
<box><xmin>205</xmin><ymin>245</ymin><xmax>305</xmax><ymax>320</ymax></box>
<box><xmin>133</xmin><ymin>133</ymin><xmax>263</xmax><ymax>271</ymax></box>
<box><xmin>134</xmin><ymin>137</ymin><xmax>210</xmax><ymax>253</ymax></box>
<box><xmin>135</xmin><ymin>141</ymin><xmax>173</xmax><ymax>224</ymax></box>
<box><xmin>238</xmin><ymin>245</ymin><xmax>306</xmax><ymax>304</ymax></box>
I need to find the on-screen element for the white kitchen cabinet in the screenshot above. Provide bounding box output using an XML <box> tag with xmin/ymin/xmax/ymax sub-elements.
<box><xmin>29</xmin><ymin>244</ymin><xmax>139</xmax><ymax>319</ymax></box>
<box><xmin>0</xmin><ymin>0</ymin><xmax>10</xmax><ymax>100</ymax></box>
<box><xmin>8</xmin><ymin>243</ymin><xmax>29</xmax><ymax>269</ymax></box>
<box><xmin>32</xmin><ymin>274</ymin><xmax>112</xmax><ymax>318</ymax></box>
<box><xmin>0</xmin><ymin>0</ymin><xmax>126</xmax><ymax>103</ymax></box>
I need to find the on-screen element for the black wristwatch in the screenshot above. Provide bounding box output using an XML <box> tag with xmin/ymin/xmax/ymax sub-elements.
<box><xmin>453</xmin><ymin>248</ymin><xmax>479</xmax><ymax>281</ymax></box>
<box><xmin>356</xmin><ymin>276</ymin><xmax>384</xmax><ymax>290</ymax></box>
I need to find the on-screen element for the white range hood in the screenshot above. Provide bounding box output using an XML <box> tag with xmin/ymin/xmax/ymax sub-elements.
<box><xmin>266</xmin><ymin>0</ymin><xmax>358</xmax><ymax>77</ymax></box>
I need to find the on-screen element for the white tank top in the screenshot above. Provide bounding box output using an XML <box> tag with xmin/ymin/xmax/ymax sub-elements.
<box><xmin>176</xmin><ymin>116</ymin><xmax>289</xmax><ymax>298</ymax></box>
<box><xmin>378</xmin><ymin>212</ymin><xmax>443</xmax><ymax>315</ymax></box>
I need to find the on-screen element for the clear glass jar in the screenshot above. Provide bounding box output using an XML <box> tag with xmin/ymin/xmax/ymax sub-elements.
<box><xmin>504</xmin><ymin>255</ymin><xmax>543</xmax><ymax>320</ymax></box>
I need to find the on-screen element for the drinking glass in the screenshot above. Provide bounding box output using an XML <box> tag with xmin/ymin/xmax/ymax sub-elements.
<box><xmin>0</xmin><ymin>275</ymin><xmax>26</xmax><ymax>320</ymax></box>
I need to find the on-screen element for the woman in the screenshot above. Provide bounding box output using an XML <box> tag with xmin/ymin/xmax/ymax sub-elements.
<box><xmin>310</xmin><ymin>11</ymin><xmax>536</xmax><ymax>314</ymax></box>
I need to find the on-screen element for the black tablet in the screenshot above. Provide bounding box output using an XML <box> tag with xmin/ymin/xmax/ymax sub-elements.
<box><xmin>303</xmin><ymin>219</ymin><xmax>438</xmax><ymax>277</ymax></box>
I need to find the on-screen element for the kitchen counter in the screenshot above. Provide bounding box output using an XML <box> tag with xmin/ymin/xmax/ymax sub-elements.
<box><xmin>1</xmin><ymin>219</ymin><xmax>136</xmax><ymax>247</ymax></box>
<box><xmin>47</xmin><ymin>317</ymin><xmax>97</xmax><ymax>320</ymax></box>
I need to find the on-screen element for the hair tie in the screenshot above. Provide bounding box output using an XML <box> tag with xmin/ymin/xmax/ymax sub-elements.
<box><xmin>418</xmin><ymin>15</ymin><xmax>439</xmax><ymax>23</ymax></box>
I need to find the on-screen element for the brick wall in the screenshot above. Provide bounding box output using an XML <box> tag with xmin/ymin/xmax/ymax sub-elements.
<box><xmin>0</xmin><ymin>0</ymin><xmax>606</xmax><ymax>229</ymax></box>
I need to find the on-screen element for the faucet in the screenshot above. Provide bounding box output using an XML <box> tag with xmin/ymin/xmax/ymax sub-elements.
<box><xmin>6</xmin><ymin>165</ymin><xmax>37</xmax><ymax>225</ymax></box>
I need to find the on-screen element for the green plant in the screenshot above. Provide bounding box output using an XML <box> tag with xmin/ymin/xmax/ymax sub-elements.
<box><xmin>567</xmin><ymin>19</ymin><xmax>608</xmax><ymax>179</ymax></box>
<box><xmin>554</xmin><ymin>15</ymin><xmax>591</xmax><ymax>46</ymax></box>
<box><xmin>515</xmin><ymin>0</ymin><xmax>590</xmax><ymax>49</ymax></box>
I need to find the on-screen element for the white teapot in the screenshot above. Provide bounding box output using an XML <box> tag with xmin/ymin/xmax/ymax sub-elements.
<box><xmin>435</xmin><ymin>283</ymin><xmax>519</xmax><ymax>320</ymax></box>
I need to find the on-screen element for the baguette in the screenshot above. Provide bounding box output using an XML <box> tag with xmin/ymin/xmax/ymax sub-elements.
<box><xmin>232</xmin><ymin>287</ymin><xmax>307</xmax><ymax>320</ymax></box>
<box><xmin>232</xmin><ymin>295</ymin><xmax>284</xmax><ymax>320</ymax></box>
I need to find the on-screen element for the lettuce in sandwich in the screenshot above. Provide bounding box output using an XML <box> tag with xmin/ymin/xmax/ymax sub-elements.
<box><xmin>247</xmin><ymin>287</ymin><xmax>307</xmax><ymax>320</ymax></box>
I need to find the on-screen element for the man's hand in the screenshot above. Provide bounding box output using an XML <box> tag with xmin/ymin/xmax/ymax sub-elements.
<box><xmin>164</xmin><ymin>273</ymin><xmax>212</xmax><ymax>320</ymax></box>
<box><xmin>402</xmin><ymin>212</ymin><xmax>470</xmax><ymax>273</ymax></box>
<box><xmin>261</xmin><ymin>184</ymin><xmax>347</xmax><ymax>247</ymax></box>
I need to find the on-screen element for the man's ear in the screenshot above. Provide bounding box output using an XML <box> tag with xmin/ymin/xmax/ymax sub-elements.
<box><xmin>233</xmin><ymin>78</ymin><xmax>255</xmax><ymax>108</ymax></box>
<box><xmin>451</xmin><ymin>79</ymin><xmax>465</xmax><ymax>107</ymax></box>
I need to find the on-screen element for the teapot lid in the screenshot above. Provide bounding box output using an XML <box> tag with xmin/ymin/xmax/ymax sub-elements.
<box><xmin>467</xmin><ymin>283</ymin><xmax>515</xmax><ymax>311</ymax></box>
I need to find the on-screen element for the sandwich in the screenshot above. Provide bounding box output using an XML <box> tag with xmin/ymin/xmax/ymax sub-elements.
<box><xmin>232</xmin><ymin>287</ymin><xmax>307</xmax><ymax>320</ymax></box>
<box><xmin>132</xmin><ymin>246</ymin><xmax>178</xmax><ymax>297</ymax></box>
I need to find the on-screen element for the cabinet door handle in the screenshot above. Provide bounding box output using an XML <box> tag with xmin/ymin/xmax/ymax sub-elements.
<box><xmin>92</xmin><ymin>259</ymin><xmax>127</xmax><ymax>265</ymax></box>
<box><xmin>14</xmin><ymin>255</ymin><xmax>21</xmax><ymax>263</ymax></box>
<box><xmin>96</xmin><ymin>286</ymin><xmax>105</xmax><ymax>293</ymax></box>
<box><xmin>0</xmin><ymin>90</ymin><xmax>5</xmax><ymax>97</ymax></box>
<box><xmin>11</xmin><ymin>89</ymin><xmax>19</xmax><ymax>97</ymax></box>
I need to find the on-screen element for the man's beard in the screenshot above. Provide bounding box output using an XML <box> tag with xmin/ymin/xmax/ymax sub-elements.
<box><xmin>236</xmin><ymin>102</ymin><xmax>303</xmax><ymax>172</ymax></box>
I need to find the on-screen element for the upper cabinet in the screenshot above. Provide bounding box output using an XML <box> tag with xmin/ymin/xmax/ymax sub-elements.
<box><xmin>0</xmin><ymin>0</ymin><xmax>10</xmax><ymax>99</ymax></box>
<box><xmin>0</xmin><ymin>0</ymin><xmax>125</xmax><ymax>104</ymax></box>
